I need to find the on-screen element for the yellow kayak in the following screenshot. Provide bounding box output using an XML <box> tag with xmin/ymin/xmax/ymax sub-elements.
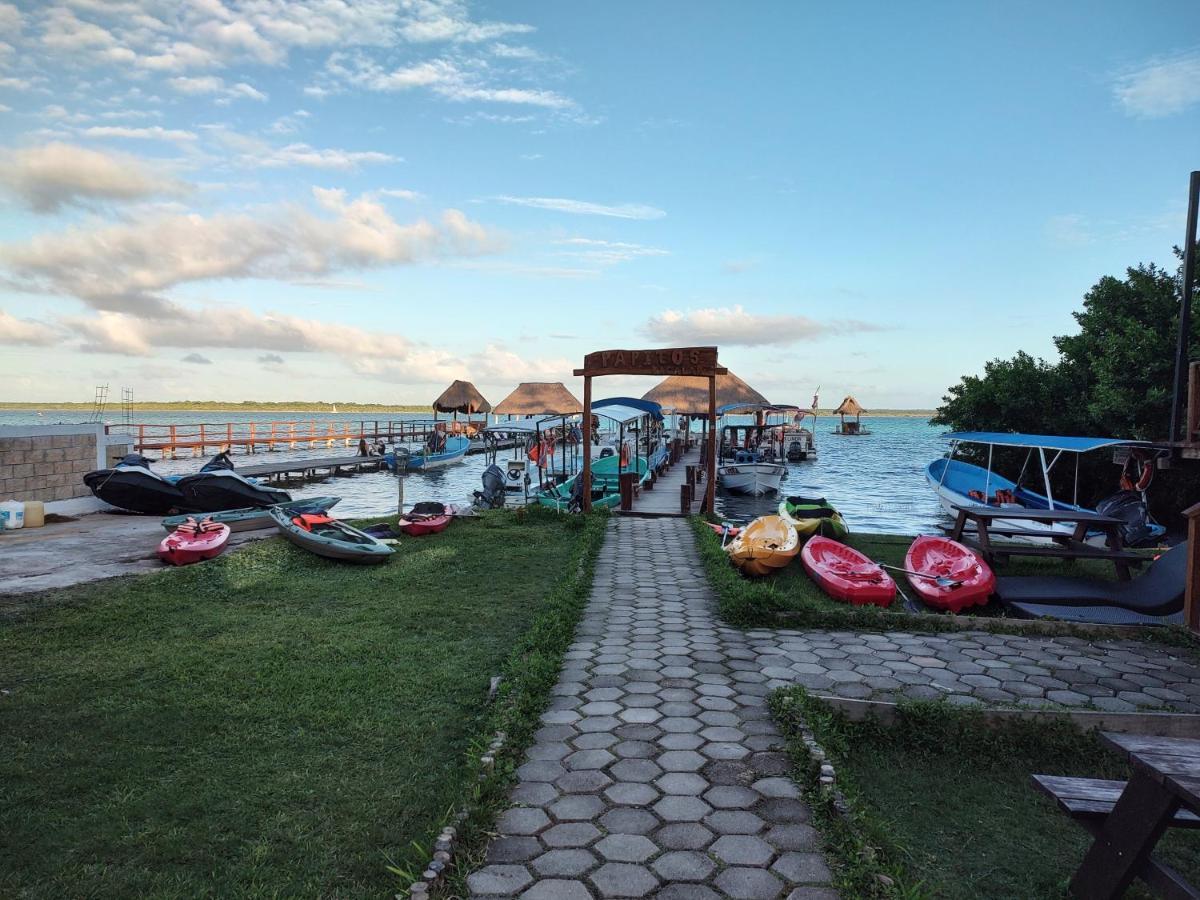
<box><xmin>725</xmin><ymin>514</ymin><xmax>800</xmax><ymax>577</ymax></box>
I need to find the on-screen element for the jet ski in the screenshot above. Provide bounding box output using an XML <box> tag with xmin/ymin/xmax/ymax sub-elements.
<box><xmin>176</xmin><ymin>452</ymin><xmax>292</xmax><ymax>512</ymax></box>
<box><xmin>83</xmin><ymin>453</ymin><xmax>190</xmax><ymax>515</ymax></box>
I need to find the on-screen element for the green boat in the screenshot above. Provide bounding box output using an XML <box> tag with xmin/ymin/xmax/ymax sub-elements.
<box><xmin>537</xmin><ymin>454</ymin><xmax>650</xmax><ymax>511</ymax></box>
<box><xmin>778</xmin><ymin>495</ymin><xmax>849</xmax><ymax>540</ymax></box>
<box><xmin>161</xmin><ymin>496</ymin><xmax>340</xmax><ymax>533</ymax></box>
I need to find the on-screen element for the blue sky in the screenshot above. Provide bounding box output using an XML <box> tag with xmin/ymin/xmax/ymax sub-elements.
<box><xmin>0</xmin><ymin>0</ymin><xmax>1197</xmax><ymax>407</ymax></box>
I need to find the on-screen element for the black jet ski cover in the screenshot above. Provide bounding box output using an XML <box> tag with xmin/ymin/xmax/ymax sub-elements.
<box><xmin>1095</xmin><ymin>490</ymin><xmax>1156</xmax><ymax>547</ymax></box>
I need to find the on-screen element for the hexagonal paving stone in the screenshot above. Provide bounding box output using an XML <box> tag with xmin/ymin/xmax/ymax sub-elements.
<box><xmin>752</xmin><ymin>777</ymin><xmax>801</xmax><ymax>799</ymax></box>
<box><xmin>486</xmin><ymin>835</ymin><xmax>542</xmax><ymax>864</ymax></box>
<box><xmin>658</xmin><ymin>750</ymin><xmax>707</xmax><ymax>772</ymax></box>
<box><xmin>655</xmin><ymin>822</ymin><xmax>716</xmax><ymax>850</ymax></box>
<box><xmin>656</xmin><ymin>884</ymin><xmax>721</xmax><ymax>900</ymax></box>
<box><xmin>530</xmin><ymin>848</ymin><xmax>599</xmax><ymax>877</ymax></box>
<box><xmin>595</xmin><ymin>833</ymin><xmax>659</xmax><ymax>863</ymax></box>
<box><xmin>589</xmin><ymin>862</ymin><xmax>659</xmax><ymax>898</ymax></box>
<box><xmin>658</xmin><ymin>733</ymin><xmax>706</xmax><ymax>751</ymax></box>
<box><xmin>714</xmin><ymin>866</ymin><xmax>785</xmax><ymax>899</ymax></box>
<box><xmin>557</xmin><ymin>770</ymin><xmax>614</xmax><ymax>794</ymax></box>
<box><xmin>467</xmin><ymin>864</ymin><xmax>535</xmax><ymax>896</ymax></box>
<box><xmin>772</xmin><ymin>851</ymin><xmax>833</xmax><ymax>883</ymax></box>
<box><xmin>758</xmin><ymin>798</ymin><xmax>810</xmax><ymax>824</ymax></box>
<box><xmin>565</xmin><ymin>748</ymin><xmax>616</xmax><ymax>771</ymax></box>
<box><xmin>517</xmin><ymin>760</ymin><xmax>567</xmax><ymax>783</ymax></box>
<box><xmin>512</xmin><ymin>781</ymin><xmax>560</xmax><ymax>806</ymax></box>
<box><xmin>708</xmin><ymin>831</ymin><xmax>773</xmax><ymax>866</ymax></box>
<box><xmin>703</xmin><ymin>784</ymin><xmax>760</xmax><ymax>809</ymax></box>
<box><xmin>581</xmin><ymin>701</ymin><xmax>624</xmax><ymax>717</ymax></box>
<box><xmin>765</xmin><ymin>822</ymin><xmax>820</xmax><ymax>851</ymax></box>
<box><xmin>610</xmin><ymin>758</ymin><xmax>663</xmax><ymax>783</ymax></box>
<box><xmin>653</xmin><ymin>795</ymin><xmax>713</xmax><ymax>822</ymax></box>
<box><xmin>604</xmin><ymin>781</ymin><xmax>659</xmax><ymax>805</ymax></box>
<box><xmin>651</xmin><ymin>850</ymin><xmax>717</xmax><ymax>881</ymax></box>
<box><xmin>705</xmin><ymin>810</ymin><xmax>766</xmax><ymax>834</ymax></box>
<box><xmin>496</xmin><ymin>807</ymin><xmax>551</xmax><ymax>836</ymax></box>
<box><xmin>519</xmin><ymin>879</ymin><xmax>595</xmax><ymax>900</ymax></box>
<box><xmin>619</xmin><ymin>707</ymin><xmax>663</xmax><ymax>724</ymax></box>
<box><xmin>599</xmin><ymin>807</ymin><xmax>660</xmax><ymax>835</ymax></box>
<box><xmin>549</xmin><ymin>795</ymin><xmax>606</xmax><ymax>822</ymax></box>
<box><xmin>574</xmin><ymin>732</ymin><xmax>619</xmax><ymax>750</ymax></box>
<box><xmin>655</xmin><ymin>772</ymin><xmax>709</xmax><ymax>795</ymax></box>
<box><xmin>542</xmin><ymin>822</ymin><xmax>602</xmax><ymax>848</ymax></box>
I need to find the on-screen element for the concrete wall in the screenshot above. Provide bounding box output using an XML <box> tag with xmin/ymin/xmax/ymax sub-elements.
<box><xmin>0</xmin><ymin>425</ymin><xmax>131</xmax><ymax>508</ymax></box>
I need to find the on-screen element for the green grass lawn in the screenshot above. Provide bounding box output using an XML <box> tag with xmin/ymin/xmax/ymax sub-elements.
<box><xmin>774</xmin><ymin>691</ymin><xmax>1200</xmax><ymax>899</ymax></box>
<box><xmin>694</xmin><ymin>521</ymin><xmax>1156</xmax><ymax>630</ymax></box>
<box><xmin>0</xmin><ymin>509</ymin><xmax>602</xmax><ymax>898</ymax></box>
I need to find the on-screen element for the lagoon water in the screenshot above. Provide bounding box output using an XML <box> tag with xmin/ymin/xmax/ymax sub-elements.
<box><xmin>0</xmin><ymin>410</ymin><xmax>950</xmax><ymax>534</ymax></box>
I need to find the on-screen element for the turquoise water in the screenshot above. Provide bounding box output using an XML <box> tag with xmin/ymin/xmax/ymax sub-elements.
<box><xmin>0</xmin><ymin>410</ymin><xmax>950</xmax><ymax>533</ymax></box>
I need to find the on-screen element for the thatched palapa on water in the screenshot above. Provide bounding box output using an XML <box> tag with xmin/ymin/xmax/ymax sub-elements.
<box><xmin>432</xmin><ymin>380</ymin><xmax>492</xmax><ymax>415</ymax></box>
<box><xmin>833</xmin><ymin>396</ymin><xmax>866</xmax><ymax>417</ymax></box>
<box><xmin>493</xmin><ymin>382</ymin><xmax>583</xmax><ymax>416</ymax></box>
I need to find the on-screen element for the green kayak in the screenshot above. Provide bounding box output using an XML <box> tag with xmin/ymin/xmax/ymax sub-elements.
<box><xmin>778</xmin><ymin>495</ymin><xmax>849</xmax><ymax>540</ymax></box>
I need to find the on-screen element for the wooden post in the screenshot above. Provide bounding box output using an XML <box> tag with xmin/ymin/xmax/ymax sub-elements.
<box><xmin>1189</xmin><ymin>362</ymin><xmax>1200</xmax><ymax>444</ymax></box>
<box><xmin>581</xmin><ymin>375</ymin><xmax>593</xmax><ymax>512</ymax></box>
<box><xmin>705</xmin><ymin>374</ymin><xmax>717</xmax><ymax>512</ymax></box>
<box><xmin>1185</xmin><ymin>503</ymin><xmax>1200</xmax><ymax>634</ymax></box>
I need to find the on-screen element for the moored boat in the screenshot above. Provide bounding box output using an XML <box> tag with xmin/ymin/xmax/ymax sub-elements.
<box><xmin>270</xmin><ymin>507</ymin><xmax>393</xmax><ymax>564</ymax></box>
<box><xmin>161</xmin><ymin>496</ymin><xmax>340</xmax><ymax>533</ymax></box>
<box><xmin>157</xmin><ymin>518</ymin><xmax>231</xmax><ymax>566</ymax></box>
<box><xmin>778</xmin><ymin>496</ymin><xmax>848</xmax><ymax>540</ymax></box>
<box><xmin>903</xmin><ymin>535</ymin><xmax>995</xmax><ymax>613</ymax></box>
<box><xmin>725</xmin><ymin>514</ymin><xmax>800</xmax><ymax>577</ymax></box>
<box><xmin>717</xmin><ymin>452</ymin><xmax>787</xmax><ymax>496</ymax></box>
<box><xmin>84</xmin><ymin>453</ymin><xmax>189</xmax><ymax>515</ymax></box>
<box><xmin>177</xmin><ymin>452</ymin><xmax>292</xmax><ymax>511</ymax></box>
<box><xmin>386</xmin><ymin>430</ymin><xmax>470</xmax><ymax>471</ymax></box>
<box><xmin>801</xmin><ymin>536</ymin><xmax>895</xmax><ymax>606</ymax></box>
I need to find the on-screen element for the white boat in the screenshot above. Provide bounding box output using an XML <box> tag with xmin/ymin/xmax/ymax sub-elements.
<box><xmin>717</xmin><ymin>457</ymin><xmax>787</xmax><ymax>495</ymax></box>
<box><xmin>927</xmin><ymin>432</ymin><xmax>1165</xmax><ymax>546</ymax></box>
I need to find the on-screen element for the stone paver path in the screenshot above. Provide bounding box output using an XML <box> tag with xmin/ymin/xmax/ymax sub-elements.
<box><xmin>744</xmin><ymin>629</ymin><xmax>1200</xmax><ymax>713</ymax></box>
<box><xmin>469</xmin><ymin>517</ymin><xmax>1200</xmax><ymax>899</ymax></box>
<box><xmin>469</xmin><ymin>518</ymin><xmax>837</xmax><ymax>899</ymax></box>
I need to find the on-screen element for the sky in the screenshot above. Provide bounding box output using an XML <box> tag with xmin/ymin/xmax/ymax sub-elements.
<box><xmin>0</xmin><ymin>1</ymin><xmax>1197</xmax><ymax>409</ymax></box>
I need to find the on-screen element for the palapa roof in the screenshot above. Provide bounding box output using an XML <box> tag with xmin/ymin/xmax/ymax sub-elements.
<box><xmin>493</xmin><ymin>382</ymin><xmax>583</xmax><ymax>415</ymax></box>
<box><xmin>834</xmin><ymin>396</ymin><xmax>866</xmax><ymax>416</ymax></box>
<box><xmin>432</xmin><ymin>380</ymin><xmax>491</xmax><ymax>414</ymax></box>
<box><xmin>641</xmin><ymin>372</ymin><xmax>769</xmax><ymax>415</ymax></box>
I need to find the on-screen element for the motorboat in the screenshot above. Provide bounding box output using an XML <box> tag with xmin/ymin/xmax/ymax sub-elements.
<box><xmin>926</xmin><ymin>432</ymin><xmax>1166</xmax><ymax>546</ymax></box>
<box><xmin>83</xmin><ymin>453</ymin><xmax>189</xmax><ymax>515</ymax></box>
<box><xmin>177</xmin><ymin>451</ymin><xmax>292</xmax><ymax>512</ymax></box>
<box><xmin>385</xmin><ymin>429</ymin><xmax>470</xmax><ymax>471</ymax></box>
<box><xmin>716</xmin><ymin>404</ymin><xmax>790</xmax><ymax>495</ymax></box>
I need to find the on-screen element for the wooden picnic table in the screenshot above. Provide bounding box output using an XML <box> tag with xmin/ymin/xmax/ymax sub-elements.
<box><xmin>948</xmin><ymin>504</ymin><xmax>1147</xmax><ymax>581</ymax></box>
<box><xmin>1053</xmin><ymin>733</ymin><xmax>1200</xmax><ymax>899</ymax></box>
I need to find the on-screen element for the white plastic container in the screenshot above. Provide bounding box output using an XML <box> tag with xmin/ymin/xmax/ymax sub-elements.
<box><xmin>23</xmin><ymin>500</ymin><xmax>45</xmax><ymax>528</ymax></box>
<box><xmin>1</xmin><ymin>499</ymin><xmax>24</xmax><ymax>529</ymax></box>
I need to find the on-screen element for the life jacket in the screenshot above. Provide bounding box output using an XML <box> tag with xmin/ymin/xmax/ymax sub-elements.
<box><xmin>293</xmin><ymin>513</ymin><xmax>333</xmax><ymax>532</ymax></box>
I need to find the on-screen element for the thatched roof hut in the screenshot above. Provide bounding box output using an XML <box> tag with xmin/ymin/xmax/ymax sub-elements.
<box><xmin>432</xmin><ymin>380</ymin><xmax>491</xmax><ymax>415</ymax></box>
<box><xmin>833</xmin><ymin>396</ymin><xmax>866</xmax><ymax>417</ymax></box>
<box><xmin>493</xmin><ymin>382</ymin><xmax>583</xmax><ymax>416</ymax></box>
<box><xmin>641</xmin><ymin>372</ymin><xmax>769</xmax><ymax>415</ymax></box>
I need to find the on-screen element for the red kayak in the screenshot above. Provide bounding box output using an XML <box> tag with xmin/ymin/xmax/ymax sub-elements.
<box><xmin>397</xmin><ymin>513</ymin><xmax>451</xmax><ymax>536</ymax></box>
<box><xmin>801</xmin><ymin>536</ymin><xmax>895</xmax><ymax>607</ymax></box>
<box><xmin>157</xmin><ymin>517</ymin><xmax>231</xmax><ymax>566</ymax></box>
<box><xmin>904</xmin><ymin>536</ymin><xmax>995</xmax><ymax>613</ymax></box>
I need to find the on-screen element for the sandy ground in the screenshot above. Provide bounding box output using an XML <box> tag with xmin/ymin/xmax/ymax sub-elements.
<box><xmin>0</xmin><ymin>513</ymin><xmax>270</xmax><ymax>599</ymax></box>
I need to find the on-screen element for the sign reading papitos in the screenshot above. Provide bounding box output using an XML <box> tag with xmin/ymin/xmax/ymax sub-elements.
<box><xmin>575</xmin><ymin>346</ymin><xmax>725</xmax><ymax>377</ymax></box>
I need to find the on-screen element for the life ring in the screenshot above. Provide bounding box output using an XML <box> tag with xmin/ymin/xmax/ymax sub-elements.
<box><xmin>1120</xmin><ymin>449</ymin><xmax>1154</xmax><ymax>492</ymax></box>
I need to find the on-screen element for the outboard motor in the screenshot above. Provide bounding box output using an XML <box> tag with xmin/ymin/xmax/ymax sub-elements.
<box><xmin>474</xmin><ymin>464</ymin><xmax>507</xmax><ymax>509</ymax></box>
<box><xmin>1096</xmin><ymin>490</ymin><xmax>1158</xmax><ymax>547</ymax></box>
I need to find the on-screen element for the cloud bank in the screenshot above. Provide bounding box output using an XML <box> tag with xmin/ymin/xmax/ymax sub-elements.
<box><xmin>642</xmin><ymin>305</ymin><xmax>886</xmax><ymax>347</ymax></box>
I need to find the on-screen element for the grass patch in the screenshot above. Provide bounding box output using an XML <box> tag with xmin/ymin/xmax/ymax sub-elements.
<box><xmin>0</xmin><ymin>507</ymin><xmax>606</xmax><ymax>899</ymax></box>
<box><xmin>693</xmin><ymin>520</ymin><xmax>1197</xmax><ymax>648</ymax></box>
<box><xmin>772</xmin><ymin>689</ymin><xmax>1200</xmax><ymax>898</ymax></box>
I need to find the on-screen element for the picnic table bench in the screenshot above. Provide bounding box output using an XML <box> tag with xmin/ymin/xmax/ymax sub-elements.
<box><xmin>1032</xmin><ymin>732</ymin><xmax>1200</xmax><ymax>898</ymax></box>
<box><xmin>948</xmin><ymin>504</ymin><xmax>1148</xmax><ymax>581</ymax></box>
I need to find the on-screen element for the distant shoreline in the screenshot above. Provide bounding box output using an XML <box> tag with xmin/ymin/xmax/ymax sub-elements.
<box><xmin>0</xmin><ymin>402</ymin><xmax>937</xmax><ymax>418</ymax></box>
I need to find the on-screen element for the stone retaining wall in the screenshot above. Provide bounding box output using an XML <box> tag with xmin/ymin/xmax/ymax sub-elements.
<box><xmin>0</xmin><ymin>425</ymin><xmax>127</xmax><ymax>504</ymax></box>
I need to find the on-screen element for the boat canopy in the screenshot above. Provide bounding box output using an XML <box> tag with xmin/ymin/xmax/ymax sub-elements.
<box><xmin>947</xmin><ymin>432</ymin><xmax>1150</xmax><ymax>452</ymax></box>
<box><xmin>592</xmin><ymin>397</ymin><xmax>663</xmax><ymax>425</ymax></box>
<box><xmin>483</xmin><ymin>414</ymin><xmax>578</xmax><ymax>434</ymax></box>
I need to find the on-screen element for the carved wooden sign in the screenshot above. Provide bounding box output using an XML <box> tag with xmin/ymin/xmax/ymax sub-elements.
<box><xmin>574</xmin><ymin>346</ymin><xmax>725</xmax><ymax>377</ymax></box>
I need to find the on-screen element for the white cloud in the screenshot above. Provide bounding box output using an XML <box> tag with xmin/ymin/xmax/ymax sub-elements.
<box><xmin>0</xmin><ymin>75</ymin><xmax>35</xmax><ymax>90</ymax></box>
<box><xmin>181</xmin><ymin>352</ymin><xmax>212</xmax><ymax>364</ymax></box>
<box><xmin>1</xmin><ymin>187</ymin><xmax>497</xmax><ymax>314</ymax></box>
<box><xmin>1114</xmin><ymin>51</ymin><xmax>1200</xmax><ymax>117</ymax></box>
<box><xmin>492</xmin><ymin>196</ymin><xmax>666</xmax><ymax>220</ymax></box>
<box><xmin>553</xmin><ymin>238</ymin><xmax>669</xmax><ymax>264</ymax></box>
<box><xmin>397</xmin><ymin>1</ymin><xmax>533</xmax><ymax>43</ymax></box>
<box><xmin>257</xmin><ymin>142</ymin><xmax>398</xmax><ymax>169</ymax></box>
<box><xmin>642</xmin><ymin>305</ymin><xmax>886</xmax><ymax>347</ymax></box>
<box><xmin>167</xmin><ymin>74</ymin><xmax>267</xmax><ymax>102</ymax></box>
<box><xmin>268</xmin><ymin>109</ymin><xmax>311</xmax><ymax>134</ymax></box>
<box><xmin>378</xmin><ymin>188</ymin><xmax>424</xmax><ymax>200</ymax></box>
<box><xmin>0</xmin><ymin>310</ymin><xmax>59</xmax><ymax>346</ymax></box>
<box><xmin>83</xmin><ymin>125</ymin><xmax>198</xmax><ymax>142</ymax></box>
<box><xmin>0</xmin><ymin>3</ymin><xmax>21</xmax><ymax>36</ymax></box>
<box><xmin>0</xmin><ymin>141</ymin><xmax>187</xmax><ymax>212</ymax></box>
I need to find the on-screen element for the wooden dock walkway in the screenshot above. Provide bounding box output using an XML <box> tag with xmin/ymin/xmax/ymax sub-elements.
<box><xmin>621</xmin><ymin>445</ymin><xmax>703</xmax><ymax>517</ymax></box>
<box><xmin>237</xmin><ymin>455</ymin><xmax>388</xmax><ymax>484</ymax></box>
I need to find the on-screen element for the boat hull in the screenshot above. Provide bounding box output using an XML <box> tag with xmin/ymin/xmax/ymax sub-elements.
<box><xmin>398</xmin><ymin>513</ymin><xmax>450</xmax><ymax>536</ymax></box>
<box><xmin>801</xmin><ymin>536</ymin><xmax>895</xmax><ymax>606</ymax></box>
<box><xmin>725</xmin><ymin>515</ymin><xmax>799</xmax><ymax>577</ymax></box>
<box><xmin>269</xmin><ymin>508</ymin><xmax>393</xmax><ymax>564</ymax></box>
<box><xmin>904</xmin><ymin>535</ymin><xmax>995</xmax><ymax>613</ymax></box>
<box><xmin>157</xmin><ymin>521</ymin><xmax>231</xmax><ymax>566</ymax></box>
<box><xmin>778</xmin><ymin>497</ymin><xmax>848</xmax><ymax>540</ymax></box>
<box><xmin>717</xmin><ymin>462</ymin><xmax>786</xmax><ymax>496</ymax></box>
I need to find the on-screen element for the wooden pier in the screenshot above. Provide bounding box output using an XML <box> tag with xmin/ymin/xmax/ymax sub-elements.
<box><xmin>110</xmin><ymin>419</ymin><xmax>486</xmax><ymax>458</ymax></box>
<box><xmin>237</xmin><ymin>454</ymin><xmax>389</xmax><ymax>484</ymax></box>
<box><xmin>620</xmin><ymin>442</ymin><xmax>703</xmax><ymax>518</ymax></box>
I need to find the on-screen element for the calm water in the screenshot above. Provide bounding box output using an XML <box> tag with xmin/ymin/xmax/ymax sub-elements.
<box><xmin>0</xmin><ymin>410</ymin><xmax>950</xmax><ymax>533</ymax></box>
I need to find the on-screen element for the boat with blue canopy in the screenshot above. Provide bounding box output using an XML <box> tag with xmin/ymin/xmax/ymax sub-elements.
<box><xmin>383</xmin><ymin>423</ymin><xmax>470</xmax><ymax>472</ymax></box>
<box><xmin>537</xmin><ymin>397</ymin><xmax>666</xmax><ymax>511</ymax></box>
<box><xmin>926</xmin><ymin>432</ymin><xmax>1165</xmax><ymax>545</ymax></box>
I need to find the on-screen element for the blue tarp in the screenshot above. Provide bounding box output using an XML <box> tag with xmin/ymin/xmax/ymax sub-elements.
<box><xmin>593</xmin><ymin>397</ymin><xmax>663</xmax><ymax>424</ymax></box>
<box><xmin>947</xmin><ymin>432</ymin><xmax>1148</xmax><ymax>452</ymax></box>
